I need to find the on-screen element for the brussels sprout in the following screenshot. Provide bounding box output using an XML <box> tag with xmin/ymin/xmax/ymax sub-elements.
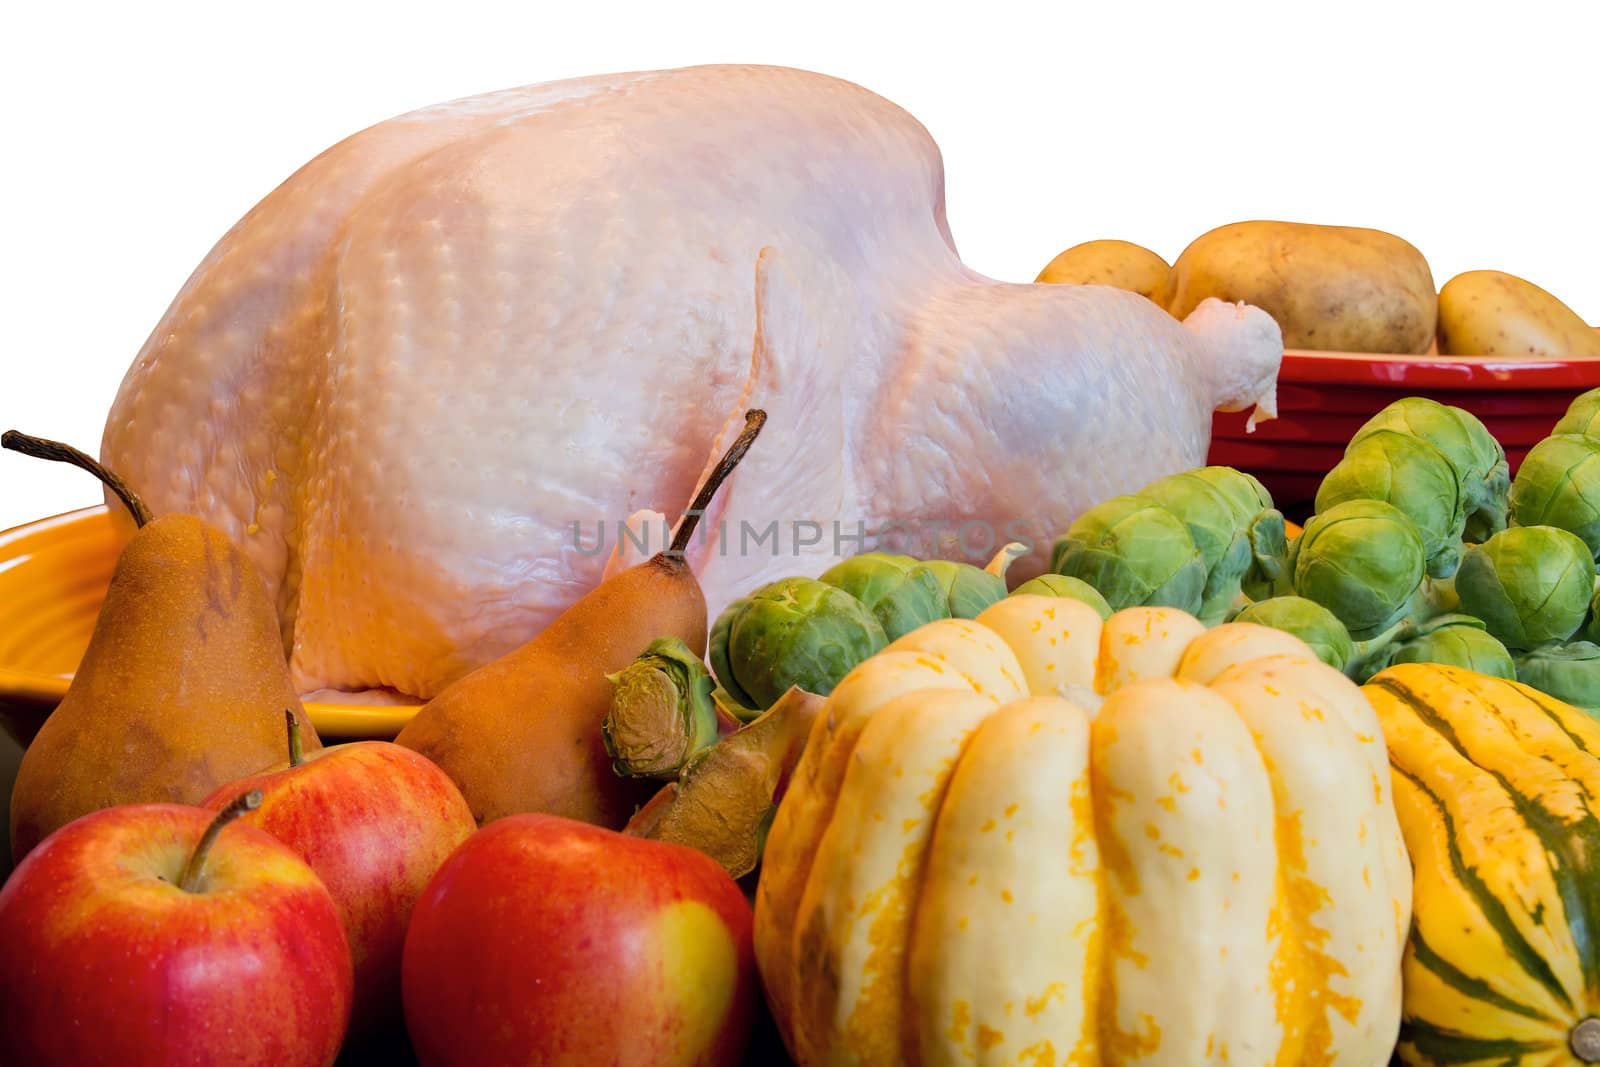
<box><xmin>1187</xmin><ymin>465</ymin><xmax>1274</xmax><ymax>515</ymax></box>
<box><xmin>818</xmin><ymin>552</ymin><xmax>948</xmax><ymax>640</ymax></box>
<box><xmin>1315</xmin><ymin>430</ymin><xmax>1467</xmax><ymax>577</ymax></box>
<box><xmin>1140</xmin><ymin>471</ymin><xmax>1251</xmax><ymax>577</ymax></box>
<box><xmin>1050</xmin><ymin>495</ymin><xmax>1207</xmax><ymax>613</ymax></box>
<box><xmin>709</xmin><ymin>576</ymin><xmax>888</xmax><ymax>711</ymax></box>
<box><xmin>1380</xmin><ymin>617</ymin><xmax>1517</xmax><ymax>680</ymax></box>
<box><xmin>1553</xmin><ymin>388</ymin><xmax>1600</xmax><ymax>439</ymax></box>
<box><xmin>1508</xmin><ymin>434</ymin><xmax>1600</xmax><ymax>562</ymax></box>
<box><xmin>1350</xmin><ymin>397</ymin><xmax>1509</xmax><ymax>541</ymax></box>
<box><xmin>603</xmin><ymin>637</ymin><xmax>722</xmax><ymax>777</ymax></box>
<box><xmin>1231</xmin><ymin>596</ymin><xmax>1355</xmax><ymax>672</ymax></box>
<box><xmin>1139</xmin><ymin>470</ymin><xmax>1257</xmax><ymax>623</ymax></box>
<box><xmin>1010</xmin><ymin>573</ymin><xmax>1114</xmax><ymax>620</ymax></box>
<box><xmin>1515</xmin><ymin>642</ymin><xmax>1600</xmax><ymax>712</ymax></box>
<box><xmin>1292</xmin><ymin>499</ymin><xmax>1427</xmax><ymax>638</ymax></box>
<box><xmin>915</xmin><ymin>560</ymin><xmax>1007</xmax><ymax>619</ymax></box>
<box><xmin>1455</xmin><ymin>525</ymin><xmax>1593</xmax><ymax>651</ymax></box>
<box><xmin>1183</xmin><ymin>466</ymin><xmax>1290</xmax><ymax>599</ymax></box>
<box><xmin>1586</xmin><ymin>585</ymin><xmax>1600</xmax><ymax>645</ymax></box>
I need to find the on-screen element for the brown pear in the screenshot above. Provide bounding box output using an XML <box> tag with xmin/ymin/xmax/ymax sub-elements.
<box><xmin>4</xmin><ymin>432</ymin><xmax>321</xmax><ymax>860</ymax></box>
<box><xmin>395</xmin><ymin>410</ymin><xmax>766</xmax><ymax>829</ymax></box>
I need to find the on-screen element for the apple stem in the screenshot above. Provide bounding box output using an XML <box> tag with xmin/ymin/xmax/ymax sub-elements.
<box><xmin>1</xmin><ymin>431</ymin><xmax>154</xmax><ymax>528</ymax></box>
<box><xmin>179</xmin><ymin>790</ymin><xmax>262</xmax><ymax>893</ymax></box>
<box><xmin>285</xmin><ymin>708</ymin><xmax>305</xmax><ymax>767</ymax></box>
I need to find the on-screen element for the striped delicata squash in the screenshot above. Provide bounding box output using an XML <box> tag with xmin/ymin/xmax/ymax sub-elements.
<box><xmin>1365</xmin><ymin>662</ymin><xmax>1600</xmax><ymax>1066</ymax></box>
<box><xmin>755</xmin><ymin>595</ymin><xmax>1413</xmax><ymax>1065</ymax></box>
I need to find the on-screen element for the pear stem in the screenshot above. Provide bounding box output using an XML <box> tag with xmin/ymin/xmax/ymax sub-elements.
<box><xmin>1</xmin><ymin>431</ymin><xmax>154</xmax><ymax>528</ymax></box>
<box><xmin>179</xmin><ymin>790</ymin><xmax>261</xmax><ymax>893</ymax></box>
<box><xmin>285</xmin><ymin>708</ymin><xmax>305</xmax><ymax>767</ymax></box>
<box><xmin>668</xmin><ymin>410</ymin><xmax>766</xmax><ymax>558</ymax></box>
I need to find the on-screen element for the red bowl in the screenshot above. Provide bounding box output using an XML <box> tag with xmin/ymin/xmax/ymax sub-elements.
<box><xmin>1208</xmin><ymin>347</ymin><xmax>1600</xmax><ymax>520</ymax></box>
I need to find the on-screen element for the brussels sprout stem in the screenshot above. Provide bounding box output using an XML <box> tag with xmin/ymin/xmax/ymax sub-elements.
<box><xmin>1344</xmin><ymin>578</ymin><xmax>1461</xmax><ymax>681</ymax></box>
<box><xmin>985</xmin><ymin>542</ymin><xmax>1028</xmax><ymax>580</ymax></box>
<box><xmin>712</xmin><ymin>688</ymin><xmax>761</xmax><ymax>726</ymax></box>
<box><xmin>1346</xmin><ymin>618</ymin><xmax>1418</xmax><ymax>682</ymax></box>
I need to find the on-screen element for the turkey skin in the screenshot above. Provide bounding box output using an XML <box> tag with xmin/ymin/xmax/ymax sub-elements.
<box><xmin>102</xmin><ymin>64</ymin><xmax>1281</xmax><ymax>701</ymax></box>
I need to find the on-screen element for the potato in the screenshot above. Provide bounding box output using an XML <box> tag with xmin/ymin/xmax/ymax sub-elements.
<box><xmin>1034</xmin><ymin>239</ymin><xmax>1170</xmax><ymax>302</ymax></box>
<box><xmin>1437</xmin><ymin>270</ymin><xmax>1600</xmax><ymax>357</ymax></box>
<box><xmin>1165</xmin><ymin>220</ymin><xmax>1436</xmax><ymax>353</ymax></box>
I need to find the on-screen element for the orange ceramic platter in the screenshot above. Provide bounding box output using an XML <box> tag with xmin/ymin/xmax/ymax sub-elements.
<box><xmin>0</xmin><ymin>506</ymin><xmax>421</xmax><ymax>739</ymax></box>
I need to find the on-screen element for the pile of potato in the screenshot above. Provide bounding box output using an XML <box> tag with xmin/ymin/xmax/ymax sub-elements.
<box><xmin>1038</xmin><ymin>221</ymin><xmax>1600</xmax><ymax>358</ymax></box>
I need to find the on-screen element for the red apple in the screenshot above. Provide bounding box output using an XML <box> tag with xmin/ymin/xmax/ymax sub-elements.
<box><xmin>402</xmin><ymin>813</ymin><xmax>756</xmax><ymax>1066</ymax></box>
<box><xmin>201</xmin><ymin>713</ymin><xmax>476</xmax><ymax>1034</ymax></box>
<box><xmin>0</xmin><ymin>793</ymin><xmax>351</xmax><ymax>1066</ymax></box>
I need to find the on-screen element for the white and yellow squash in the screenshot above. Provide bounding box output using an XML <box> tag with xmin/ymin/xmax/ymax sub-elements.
<box><xmin>1365</xmin><ymin>662</ymin><xmax>1600</xmax><ymax>1066</ymax></box>
<box><xmin>755</xmin><ymin>596</ymin><xmax>1412</xmax><ymax>1066</ymax></box>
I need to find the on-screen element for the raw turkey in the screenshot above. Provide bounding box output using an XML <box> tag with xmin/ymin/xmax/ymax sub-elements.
<box><xmin>102</xmin><ymin>64</ymin><xmax>1282</xmax><ymax>702</ymax></box>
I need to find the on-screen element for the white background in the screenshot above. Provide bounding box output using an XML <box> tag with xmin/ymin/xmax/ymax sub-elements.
<box><xmin>2</xmin><ymin>0</ymin><xmax>1596</xmax><ymax>532</ymax></box>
